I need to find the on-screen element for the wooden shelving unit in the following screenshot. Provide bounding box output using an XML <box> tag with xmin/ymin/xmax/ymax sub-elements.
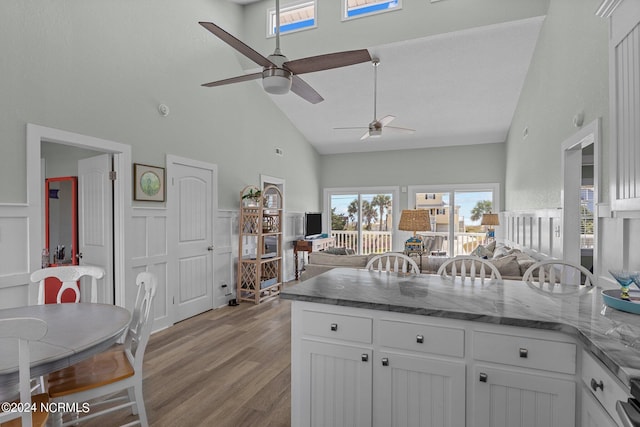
<box><xmin>237</xmin><ymin>184</ymin><xmax>283</xmax><ymax>304</ymax></box>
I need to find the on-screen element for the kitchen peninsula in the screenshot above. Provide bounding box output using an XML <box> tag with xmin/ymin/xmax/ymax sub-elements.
<box><xmin>281</xmin><ymin>268</ymin><xmax>640</xmax><ymax>427</ymax></box>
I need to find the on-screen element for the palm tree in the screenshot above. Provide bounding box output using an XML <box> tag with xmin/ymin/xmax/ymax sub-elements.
<box><xmin>361</xmin><ymin>200</ymin><xmax>378</xmax><ymax>231</ymax></box>
<box><xmin>470</xmin><ymin>200</ymin><xmax>493</xmax><ymax>222</ymax></box>
<box><xmin>347</xmin><ymin>199</ymin><xmax>359</xmax><ymax>229</ymax></box>
<box><xmin>371</xmin><ymin>194</ymin><xmax>392</xmax><ymax>231</ymax></box>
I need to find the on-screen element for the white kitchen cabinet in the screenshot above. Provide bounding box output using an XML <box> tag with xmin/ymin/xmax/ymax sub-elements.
<box><xmin>580</xmin><ymin>350</ymin><xmax>629</xmax><ymax>427</ymax></box>
<box><xmin>582</xmin><ymin>387</ymin><xmax>620</xmax><ymax>427</ymax></box>
<box><xmin>470</xmin><ymin>328</ymin><xmax>576</xmax><ymax>427</ymax></box>
<box><xmin>471</xmin><ymin>364</ymin><xmax>575</xmax><ymax>427</ymax></box>
<box><xmin>300</xmin><ymin>340</ymin><xmax>373</xmax><ymax>427</ymax></box>
<box><xmin>374</xmin><ymin>351</ymin><xmax>466</xmax><ymax>427</ymax></box>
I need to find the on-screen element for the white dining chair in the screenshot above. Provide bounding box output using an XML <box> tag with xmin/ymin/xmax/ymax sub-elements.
<box><xmin>0</xmin><ymin>317</ymin><xmax>50</xmax><ymax>427</ymax></box>
<box><xmin>437</xmin><ymin>256</ymin><xmax>503</xmax><ymax>283</ymax></box>
<box><xmin>522</xmin><ymin>260</ymin><xmax>594</xmax><ymax>293</ymax></box>
<box><xmin>47</xmin><ymin>272</ymin><xmax>157</xmax><ymax>427</ymax></box>
<box><xmin>366</xmin><ymin>252</ymin><xmax>420</xmax><ymax>274</ymax></box>
<box><xmin>30</xmin><ymin>265</ymin><xmax>105</xmax><ymax>304</ymax></box>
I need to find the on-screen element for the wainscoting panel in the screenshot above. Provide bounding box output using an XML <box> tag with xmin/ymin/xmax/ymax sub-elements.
<box><xmin>501</xmin><ymin>209</ymin><xmax>563</xmax><ymax>260</ymax></box>
<box><xmin>131</xmin><ymin>207</ymin><xmax>171</xmax><ymax>331</ymax></box>
<box><xmin>0</xmin><ymin>205</ymin><xmax>33</xmax><ymax>307</ymax></box>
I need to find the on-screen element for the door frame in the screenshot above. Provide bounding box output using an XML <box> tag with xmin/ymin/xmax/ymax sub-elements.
<box><xmin>27</xmin><ymin>124</ymin><xmax>131</xmax><ymax>307</ymax></box>
<box><xmin>561</xmin><ymin>118</ymin><xmax>600</xmax><ymax>273</ymax></box>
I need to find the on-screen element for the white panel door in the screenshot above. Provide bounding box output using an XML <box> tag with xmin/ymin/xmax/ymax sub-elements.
<box><xmin>170</xmin><ymin>160</ymin><xmax>215</xmax><ymax>322</ymax></box>
<box><xmin>472</xmin><ymin>365</ymin><xmax>575</xmax><ymax>427</ymax></box>
<box><xmin>78</xmin><ymin>154</ymin><xmax>113</xmax><ymax>304</ymax></box>
<box><xmin>374</xmin><ymin>352</ymin><xmax>466</xmax><ymax>427</ymax></box>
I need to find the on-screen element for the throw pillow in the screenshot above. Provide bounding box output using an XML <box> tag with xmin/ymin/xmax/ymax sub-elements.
<box><xmin>474</xmin><ymin>244</ymin><xmax>493</xmax><ymax>258</ymax></box>
<box><xmin>489</xmin><ymin>255</ymin><xmax>521</xmax><ymax>277</ymax></box>
<box><xmin>324</xmin><ymin>247</ymin><xmax>348</xmax><ymax>255</ymax></box>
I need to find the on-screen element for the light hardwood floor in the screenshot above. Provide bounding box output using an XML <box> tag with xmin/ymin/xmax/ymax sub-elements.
<box><xmin>79</xmin><ymin>297</ymin><xmax>292</xmax><ymax>427</ymax></box>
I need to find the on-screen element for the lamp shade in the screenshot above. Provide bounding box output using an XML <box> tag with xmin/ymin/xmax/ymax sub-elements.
<box><xmin>399</xmin><ymin>209</ymin><xmax>431</xmax><ymax>233</ymax></box>
<box><xmin>481</xmin><ymin>213</ymin><xmax>500</xmax><ymax>226</ymax></box>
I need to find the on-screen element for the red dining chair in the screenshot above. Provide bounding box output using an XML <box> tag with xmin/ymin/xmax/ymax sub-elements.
<box><xmin>30</xmin><ymin>265</ymin><xmax>105</xmax><ymax>304</ymax></box>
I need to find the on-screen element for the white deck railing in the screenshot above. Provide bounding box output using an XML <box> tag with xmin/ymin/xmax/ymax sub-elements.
<box><xmin>330</xmin><ymin>230</ymin><xmax>490</xmax><ymax>256</ymax></box>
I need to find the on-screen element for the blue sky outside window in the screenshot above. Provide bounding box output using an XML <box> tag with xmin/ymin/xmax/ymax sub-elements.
<box><xmin>347</xmin><ymin>1</ymin><xmax>399</xmax><ymax>18</ymax></box>
<box><xmin>274</xmin><ymin>18</ymin><xmax>315</xmax><ymax>34</ymax></box>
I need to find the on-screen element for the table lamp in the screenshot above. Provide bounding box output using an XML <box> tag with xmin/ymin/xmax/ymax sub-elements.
<box><xmin>399</xmin><ymin>209</ymin><xmax>431</xmax><ymax>250</ymax></box>
<box><xmin>481</xmin><ymin>212</ymin><xmax>500</xmax><ymax>240</ymax></box>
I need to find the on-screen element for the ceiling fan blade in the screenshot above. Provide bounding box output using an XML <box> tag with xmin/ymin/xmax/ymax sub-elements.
<box><xmin>283</xmin><ymin>49</ymin><xmax>372</xmax><ymax>75</ymax></box>
<box><xmin>334</xmin><ymin>126</ymin><xmax>368</xmax><ymax>130</ymax></box>
<box><xmin>291</xmin><ymin>75</ymin><xmax>324</xmax><ymax>104</ymax></box>
<box><xmin>199</xmin><ymin>22</ymin><xmax>275</xmax><ymax>68</ymax></box>
<box><xmin>201</xmin><ymin>72</ymin><xmax>263</xmax><ymax>87</ymax></box>
<box><xmin>386</xmin><ymin>126</ymin><xmax>416</xmax><ymax>134</ymax></box>
<box><xmin>360</xmin><ymin>130</ymin><xmax>371</xmax><ymax>140</ymax></box>
<box><xmin>378</xmin><ymin>115</ymin><xmax>396</xmax><ymax>127</ymax></box>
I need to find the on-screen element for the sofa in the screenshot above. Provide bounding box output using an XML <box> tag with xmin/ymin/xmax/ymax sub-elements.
<box><xmin>299</xmin><ymin>241</ymin><xmax>540</xmax><ymax>281</ymax></box>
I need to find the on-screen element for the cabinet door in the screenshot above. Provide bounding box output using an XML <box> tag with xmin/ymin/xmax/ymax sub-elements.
<box><xmin>300</xmin><ymin>340</ymin><xmax>373</xmax><ymax>427</ymax></box>
<box><xmin>374</xmin><ymin>351</ymin><xmax>465</xmax><ymax>427</ymax></box>
<box><xmin>581</xmin><ymin>387</ymin><xmax>620</xmax><ymax>427</ymax></box>
<box><xmin>471</xmin><ymin>365</ymin><xmax>575</xmax><ymax>427</ymax></box>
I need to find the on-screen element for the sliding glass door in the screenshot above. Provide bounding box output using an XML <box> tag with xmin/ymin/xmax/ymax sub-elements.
<box><xmin>410</xmin><ymin>184</ymin><xmax>500</xmax><ymax>257</ymax></box>
<box><xmin>325</xmin><ymin>187</ymin><xmax>398</xmax><ymax>255</ymax></box>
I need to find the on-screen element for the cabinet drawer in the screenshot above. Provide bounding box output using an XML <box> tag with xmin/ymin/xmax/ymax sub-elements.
<box><xmin>473</xmin><ymin>330</ymin><xmax>576</xmax><ymax>374</ymax></box>
<box><xmin>379</xmin><ymin>319</ymin><xmax>464</xmax><ymax>357</ymax></box>
<box><xmin>581</xmin><ymin>350</ymin><xmax>629</xmax><ymax>423</ymax></box>
<box><xmin>301</xmin><ymin>310</ymin><xmax>372</xmax><ymax>344</ymax></box>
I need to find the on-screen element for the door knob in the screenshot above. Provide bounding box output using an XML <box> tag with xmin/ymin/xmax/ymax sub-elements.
<box><xmin>76</xmin><ymin>252</ymin><xmax>83</xmax><ymax>259</ymax></box>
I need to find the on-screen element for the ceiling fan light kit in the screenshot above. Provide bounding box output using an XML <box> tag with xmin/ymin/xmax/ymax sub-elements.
<box><xmin>199</xmin><ymin>0</ymin><xmax>371</xmax><ymax>103</ymax></box>
<box><xmin>262</xmin><ymin>68</ymin><xmax>292</xmax><ymax>94</ymax></box>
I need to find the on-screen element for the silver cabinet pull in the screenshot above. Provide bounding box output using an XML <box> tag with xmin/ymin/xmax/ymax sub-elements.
<box><xmin>207</xmin><ymin>246</ymin><xmax>214</xmax><ymax>251</ymax></box>
<box><xmin>416</xmin><ymin>334</ymin><xmax>424</xmax><ymax>344</ymax></box>
<box><xmin>381</xmin><ymin>358</ymin><xmax>389</xmax><ymax>366</ymax></box>
<box><xmin>361</xmin><ymin>354</ymin><xmax>369</xmax><ymax>362</ymax></box>
<box><xmin>479</xmin><ymin>373</ymin><xmax>488</xmax><ymax>383</ymax></box>
<box><xmin>590</xmin><ymin>378</ymin><xmax>604</xmax><ymax>392</ymax></box>
<box><xmin>519</xmin><ymin>348</ymin><xmax>528</xmax><ymax>358</ymax></box>
<box><xmin>330</xmin><ymin>323</ymin><xmax>338</xmax><ymax>332</ymax></box>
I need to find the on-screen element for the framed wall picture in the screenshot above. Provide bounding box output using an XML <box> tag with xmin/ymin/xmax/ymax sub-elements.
<box><xmin>134</xmin><ymin>163</ymin><xmax>165</xmax><ymax>202</ymax></box>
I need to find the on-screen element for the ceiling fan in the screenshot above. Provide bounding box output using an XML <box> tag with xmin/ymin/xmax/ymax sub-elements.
<box><xmin>199</xmin><ymin>0</ymin><xmax>371</xmax><ymax>104</ymax></box>
<box><xmin>334</xmin><ymin>59</ymin><xmax>416</xmax><ymax>140</ymax></box>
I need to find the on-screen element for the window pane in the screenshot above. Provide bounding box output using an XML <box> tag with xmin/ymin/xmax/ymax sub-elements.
<box><xmin>330</xmin><ymin>194</ymin><xmax>359</xmax><ymax>253</ymax></box>
<box><xmin>329</xmin><ymin>191</ymin><xmax>393</xmax><ymax>255</ymax></box>
<box><xmin>454</xmin><ymin>191</ymin><xmax>493</xmax><ymax>256</ymax></box>
<box><xmin>269</xmin><ymin>1</ymin><xmax>316</xmax><ymax>36</ymax></box>
<box><xmin>344</xmin><ymin>0</ymin><xmax>401</xmax><ymax>19</ymax></box>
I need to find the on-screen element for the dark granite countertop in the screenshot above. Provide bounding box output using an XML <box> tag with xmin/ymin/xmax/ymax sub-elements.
<box><xmin>281</xmin><ymin>268</ymin><xmax>640</xmax><ymax>387</ymax></box>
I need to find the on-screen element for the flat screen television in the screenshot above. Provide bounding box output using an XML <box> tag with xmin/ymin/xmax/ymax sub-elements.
<box><xmin>304</xmin><ymin>212</ymin><xmax>322</xmax><ymax>239</ymax></box>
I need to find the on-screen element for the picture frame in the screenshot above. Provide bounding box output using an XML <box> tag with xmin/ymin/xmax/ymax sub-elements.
<box><xmin>133</xmin><ymin>163</ymin><xmax>165</xmax><ymax>202</ymax></box>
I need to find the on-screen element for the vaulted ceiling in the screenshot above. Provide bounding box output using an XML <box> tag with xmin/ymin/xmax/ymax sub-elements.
<box><xmin>224</xmin><ymin>1</ymin><xmax>545</xmax><ymax>155</ymax></box>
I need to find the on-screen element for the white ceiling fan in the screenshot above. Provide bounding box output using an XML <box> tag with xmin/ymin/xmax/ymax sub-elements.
<box><xmin>199</xmin><ymin>0</ymin><xmax>371</xmax><ymax>104</ymax></box>
<box><xmin>334</xmin><ymin>58</ymin><xmax>416</xmax><ymax>140</ymax></box>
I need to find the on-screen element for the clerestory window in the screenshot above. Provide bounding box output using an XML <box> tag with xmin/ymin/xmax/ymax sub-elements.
<box><xmin>267</xmin><ymin>0</ymin><xmax>316</xmax><ymax>37</ymax></box>
<box><xmin>342</xmin><ymin>0</ymin><xmax>401</xmax><ymax>21</ymax></box>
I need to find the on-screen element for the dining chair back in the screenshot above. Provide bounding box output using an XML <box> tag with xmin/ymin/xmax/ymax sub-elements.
<box><xmin>437</xmin><ymin>256</ymin><xmax>503</xmax><ymax>283</ymax></box>
<box><xmin>46</xmin><ymin>271</ymin><xmax>157</xmax><ymax>427</ymax></box>
<box><xmin>30</xmin><ymin>265</ymin><xmax>105</xmax><ymax>304</ymax></box>
<box><xmin>522</xmin><ymin>260</ymin><xmax>595</xmax><ymax>293</ymax></box>
<box><xmin>366</xmin><ymin>252</ymin><xmax>420</xmax><ymax>274</ymax></box>
<box><xmin>0</xmin><ymin>317</ymin><xmax>49</xmax><ymax>427</ymax></box>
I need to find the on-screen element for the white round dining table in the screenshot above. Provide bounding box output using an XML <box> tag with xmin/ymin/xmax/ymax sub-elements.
<box><xmin>0</xmin><ymin>303</ymin><xmax>131</xmax><ymax>399</ymax></box>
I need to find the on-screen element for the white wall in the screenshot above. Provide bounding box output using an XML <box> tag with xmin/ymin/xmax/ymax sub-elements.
<box><xmin>503</xmin><ymin>0</ymin><xmax>640</xmax><ymax>282</ymax></box>
<box><xmin>0</xmin><ymin>0</ymin><xmax>321</xmax><ymax>212</ymax></box>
